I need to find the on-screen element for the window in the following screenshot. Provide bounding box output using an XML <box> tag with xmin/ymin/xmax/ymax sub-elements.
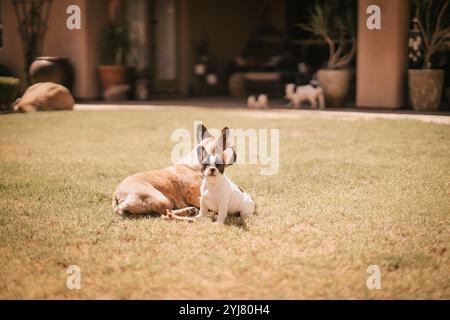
<box><xmin>0</xmin><ymin>0</ymin><xmax>3</xmax><ymax>48</ymax></box>
<box><xmin>155</xmin><ymin>0</ymin><xmax>177</xmax><ymax>81</ymax></box>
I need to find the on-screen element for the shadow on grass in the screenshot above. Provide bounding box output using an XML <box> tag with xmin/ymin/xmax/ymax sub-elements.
<box><xmin>120</xmin><ymin>210</ymin><xmax>250</xmax><ymax>231</ymax></box>
<box><xmin>208</xmin><ymin>212</ymin><xmax>249</xmax><ymax>231</ymax></box>
<box><xmin>225</xmin><ymin>216</ymin><xmax>248</xmax><ymax>231</ymax></box>
<box><xmin>121</xmin><ymin>212</ymin><xmax>161</xmax><ymax>220</ymax></box>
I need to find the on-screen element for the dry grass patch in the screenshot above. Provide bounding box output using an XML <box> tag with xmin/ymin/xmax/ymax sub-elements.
<box><xmin>0</xmin><ymin>109</ymin><xmax>449</xmax><ymax>299</ymax></box>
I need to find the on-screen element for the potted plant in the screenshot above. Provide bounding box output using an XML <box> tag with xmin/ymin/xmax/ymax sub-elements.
<box><xmin>408</xmin><ymin>0</ymin><xmax>449</xmax><ymax>111</ymax></box>
<box><xmin>98</xmin><ymin>22</ymin><xmax>132</xmax><ymax>101</ymax></box>
<box><xmin>30</xmin><ymin>57</ymin><xmax>74</xmax><ymax>91</ymax></box>
<box><xmin>300</xmin><ymin>1</ymin><xmax>355</xmax><ymax>108</ymax></box>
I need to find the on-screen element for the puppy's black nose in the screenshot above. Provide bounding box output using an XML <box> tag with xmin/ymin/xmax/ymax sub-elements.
<box><xmin>210</xmin><ymin>167</ymin><xmax>216</xmax><ymax>172</ymax></box>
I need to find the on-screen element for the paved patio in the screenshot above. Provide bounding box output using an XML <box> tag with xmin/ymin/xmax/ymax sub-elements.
<box><xmin>74</xmin><ymin>97</ymin><xmax>450</xmax><ymax>125</ymax></box>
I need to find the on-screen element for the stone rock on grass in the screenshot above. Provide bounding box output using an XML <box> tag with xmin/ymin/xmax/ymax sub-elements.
<box><xmin>13</xmin><ymin>82</ymin><xmax>75</xmax><ymax>112</ymax></box>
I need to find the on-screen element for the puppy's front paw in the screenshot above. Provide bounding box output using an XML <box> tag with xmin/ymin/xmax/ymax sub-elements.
<box><xmin>188</xmin><ymin>207</ymin><xmax>200</xmax><ymax>217</ymax></box>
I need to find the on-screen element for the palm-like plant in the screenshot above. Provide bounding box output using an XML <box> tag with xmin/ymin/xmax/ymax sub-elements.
<box><xmin>101</xmin><ymin>22</ymin><xmax>132</xmax><ymax>65</ymax></box>
<box><xmin>299</xmin><ymin>1</ymin><xmax>355</xmax><ymax>69</ymax></box>
<box><xmin>412</xmin><ymin>0</ymin><xmax>450</xmax><ymax>69</ymax></box>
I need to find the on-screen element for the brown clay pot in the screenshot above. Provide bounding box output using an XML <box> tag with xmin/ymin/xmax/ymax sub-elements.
<box><xmin>29</xmin><ymin>57</ymin><xmax>74</xmax><ymax>91</ymax></box>
<box><xmin>98</xmin><ymin>65</ymin><xmax>130</xmax><ymax>101</ymax></box>
<box><xmin>98</xmin><ymin>65</ymin><xmax>129</xmax><ymax>90</ymax></box>
<box><xmin>317</xmin><ymin>69</ymin><xmax>352</xmax><ymax>108</ymax></box>
<box><xmin>408</xmin><ymin>69</ymin><xmax>444</xmax><ymax>111</ymax></box>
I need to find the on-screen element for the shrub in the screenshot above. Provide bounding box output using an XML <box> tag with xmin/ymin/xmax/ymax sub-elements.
<box><xmin>412</xmin><ymin>0</ymin><xmax>450</xmax><ymax>69</ymax></box>
<box><xmin>299</xmin><ymin>0</ymin><xmax>356</xmax><ymax>69</ymax></box>
<box><xmin>0</xmin><ymin>77</ymin><xmax>20</xmax><ymax>111</ymax></box>
<box><xmin>101</xmin><ymin>22</ymin><xmax>132</xmax><ymax>65</ymax></box>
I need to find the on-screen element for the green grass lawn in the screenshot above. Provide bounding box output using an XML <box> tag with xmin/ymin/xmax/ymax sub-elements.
<box><xmin>0</xmin><ymin>108</ymin><xmax>449</xmax><ymax>299</ymax></box>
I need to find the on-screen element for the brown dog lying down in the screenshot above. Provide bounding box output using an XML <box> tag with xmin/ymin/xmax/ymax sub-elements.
<box><xmin>112</xmin><ymin>125</ymin><xmax>234</xmax><ymax>221</ymax></box>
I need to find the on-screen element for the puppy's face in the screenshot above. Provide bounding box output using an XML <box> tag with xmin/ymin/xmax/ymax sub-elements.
<box><xmin>197</xmin><ymin>146</ymin><xmax>236</xmax><ymax>180</ymax></box>
<box><xmin>201</xmin><ymin>153</ymin><xmax>226</xmax><ymax>179</ymax></box>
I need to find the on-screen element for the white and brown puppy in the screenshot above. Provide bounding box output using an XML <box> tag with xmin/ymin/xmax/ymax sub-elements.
<box><xmin>112</xmin><ymin>125</ymin><xmax>234</xmax><ymax>221</ymax></box>
<box><xmin>196</xmin><ymin>146</ymin><xmax>255</xmax><ymax>224</ymax></box>
<box><xmin>285</xmin><ymin>83</ymin><xmax>325</xmax><ymax>109</ymax></box>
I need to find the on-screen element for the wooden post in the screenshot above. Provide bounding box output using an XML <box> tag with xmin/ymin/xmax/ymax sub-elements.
<box><xmin>356</xmin><ymin>0</ymin><xmax>410</xmax><ymax>108</ymax></box>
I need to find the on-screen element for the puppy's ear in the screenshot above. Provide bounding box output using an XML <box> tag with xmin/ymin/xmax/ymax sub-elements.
<box><xmin>196</xmin><ymin>145</ymin><xmax>208</xmax><ymax>163</ymax></box>
<box><xmin>219</xmin><ymin>127</ymin><xmax>232</xmax><ymax>151</ymax></box>
<box><xmin>222</xmin><ymin>148</ymin><xmax>236</xmax><ymax>167</ymax></box>
<box><xmin>196</xmin><ymin>124</ymin><xmax>212</xmax><ymax>143</ymax></box>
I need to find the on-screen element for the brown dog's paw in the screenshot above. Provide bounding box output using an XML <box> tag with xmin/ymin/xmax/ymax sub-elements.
<box><xmin>162</xmin><ymin>209</ymin><xmax>174</xmax><ymax>220</ymax></box>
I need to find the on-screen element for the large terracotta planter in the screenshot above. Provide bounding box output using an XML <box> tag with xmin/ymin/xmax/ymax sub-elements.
<box><xmin>30</xmin><ymin>57</ymin><xmax>74</xmax><ymax>91</ymax></box>
<box><xmin>98</xmin><ymin>65</ymin><xmax>130</xmax><ymax>101</ymax></box>
<box><xmin>317</xmin><ymin>69</ymin><xmax>352</xmax><ymax>108</ymax></box>
<box><xmin>408</xmin><ymin>69</ymin><xmax>444</xmax><ymax>111</ymax></box>
<box><xmin>98</xmin><ymin>65</ymin><xmax>129</xmax><ymax>90</ymax></box>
